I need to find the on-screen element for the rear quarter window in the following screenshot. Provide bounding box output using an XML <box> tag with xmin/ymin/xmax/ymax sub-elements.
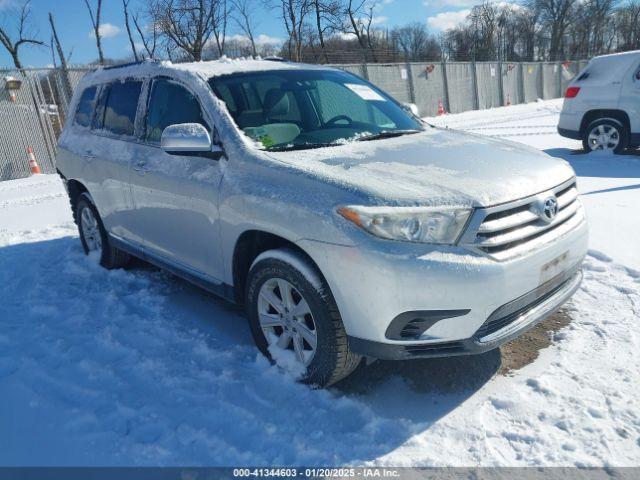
<box><xmin>101</xmin><ymin>81</ymin><xmax>143</xmax><ymax>137</ymax></box>
<box><xmin>74</xmin><ymin>86</ymin><xmax>97</xmax><ymax>127</ymax></box>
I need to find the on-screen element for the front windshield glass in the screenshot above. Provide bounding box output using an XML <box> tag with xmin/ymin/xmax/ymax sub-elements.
<box><xmin>208</xmin><ymin>69</ymin><xmax>424</xmax><ymax>151</ymax></box>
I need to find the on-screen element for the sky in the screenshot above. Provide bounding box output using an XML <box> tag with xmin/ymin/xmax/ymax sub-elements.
<box><xmin>0</xmin><ymin>0</ymin><xmax>481</xmax><ymax>68</ymax></box>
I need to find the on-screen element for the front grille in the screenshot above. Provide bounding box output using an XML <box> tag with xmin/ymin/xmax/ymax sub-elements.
<box><xmin>461</xmin><ymin>179</ymin><xmax>585</xmax><ymax>260</ymax></box>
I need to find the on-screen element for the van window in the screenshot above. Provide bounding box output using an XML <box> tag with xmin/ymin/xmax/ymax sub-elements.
<box><xmin>74</xmin><ymin>86</ymin><xmax>97</xmax><ymax>127</ymax></box>
<box><xmin>101</xmin><ymin>81</ymin><xmax>143</xmax><ymax>136</ymax></box>
<box><xmin>145</xmin><ymin>78</ymin><xmax>208</xmax><ymax>143</ymax></box>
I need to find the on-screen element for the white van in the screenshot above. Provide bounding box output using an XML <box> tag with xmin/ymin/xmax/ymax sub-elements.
<box><xmin>558</xmin><ymin>50</ymin><xmax>640</xmax><ymax>153</ymax></box>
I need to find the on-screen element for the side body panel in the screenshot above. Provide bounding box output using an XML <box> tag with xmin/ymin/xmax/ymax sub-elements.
<box><xmin>57</xmin><ymin>86</ymin><xmax>136</xmax><ymax>240</ymax></box>
<box><xmin>127</xmin><ymin>141</ymin><xmax>226</xmax><ymax>281</ymax></box>
<box><xmin>620</xmin><ymin>58</ymin><xmax>640</xmax><ymax>136</ymax></box>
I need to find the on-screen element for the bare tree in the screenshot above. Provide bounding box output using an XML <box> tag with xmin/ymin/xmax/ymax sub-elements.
<box><xmin>0</xmin><ymin>1</ymin><xmax>45</xmax><ymax>69</ymax></box>
<box><xmin>132</xmin><ymin>10</ymin><xmax>159</xmax><ymax>59</ymax></box>
<box><xmin>273</xmin><ymin>0</ymin><xmax>311</xmax><ymax>61</ymax></box>
<box><xmin>84</xmin><ymin>0</ymin><xmax>105</xmax><ymax>65</ymax></box>
<box><xmin>342</xmin><ymin>0</ymin><xmax>379</xmax><ymax>61</ymax></box>
<box><xmin>392</xmin><ymin>22</ymin><xmax>439</xmax><ymax>61</ymax></box>
<box><xmin>232</xmin><ymin>0</ymin><xmax>258</xmax><ymax>57</ymax></box>
<box><xmin>212</xmin><ymin>0</ymin><xmax>230</xmax><ymax>56</ymax></box>
<box><xmin>122</xmin><ymin>0</ymin><xmax>140</xmax><ymax>61</ymax></box>
<box><xmin>48</xmin><ymin>12</ymin><xmax>73</xmax><ymax>98</ymax></box>
<box><xmin>614</xmin><ymin>1</ymin><xmax>640</xmax><ymax>51</ymax></box>
<box><xmin>311</xmin><ymin>0</ymin><xmax>340</xmax><ymax>62</ymax></box>
<box><xmin>531</xmin><ymin>0</ymin><xmax>578</xmax><ymax>60</ymax></box>
<box><xmin>148</xmin><ymin>0</ymin><xmax>228</xmax><ymax>61</ymax></box>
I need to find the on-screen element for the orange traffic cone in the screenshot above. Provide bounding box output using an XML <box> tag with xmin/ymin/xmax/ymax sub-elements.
<box><xmin>505</xmin><ymin>94</ymin><xmax>511</xmax><ymax>106</ymax></box>
<box><xmin>437</xmin><ymin>98</ymin><xmax>446</xmax><ymax>116</ymax></box>
<box><xmin>27</xmin><ymin>147</ymin><xmax>41</xmax><ymax>174</ymax></box>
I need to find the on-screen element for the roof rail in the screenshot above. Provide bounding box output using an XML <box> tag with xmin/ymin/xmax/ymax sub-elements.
<box><xmin>103</xmin><ymin>59</ymin><xmax>160</xmax><ymax>70</ymax></box>
<box><xmin>264</xmin><ymin>56</ymin><xmax>287</xmax><ymax>62</ymax></box>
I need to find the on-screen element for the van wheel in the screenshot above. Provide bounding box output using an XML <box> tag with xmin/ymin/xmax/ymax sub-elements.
<box><xmin>246</xmin><ymin>249</ymin><xmax>361</xmax><ymax>387</ymax></box>
<box><xmin>582</xmin><ymin>118</ymin><xmax>628</xmax><ymax>154</ymax></box>
<box><xmin>75</xmin><ymin>193</ymin><xmax>129</xmax><ymax>269</ymax></box>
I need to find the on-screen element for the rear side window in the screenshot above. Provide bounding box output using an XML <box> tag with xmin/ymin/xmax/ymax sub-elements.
<box><xmin>101</xmin><ymin>81</ymin><xmax>142</xmax><ymax>136</ymax></box>
<box><xmin>145</xmin><ymin>78</ymin><xmax>208</xmax><ymax>143</ymax></box>
<box><xmin>74</xmin><ymin>86</ymin><xmax>97</xmax><ymax>127</ymax></box>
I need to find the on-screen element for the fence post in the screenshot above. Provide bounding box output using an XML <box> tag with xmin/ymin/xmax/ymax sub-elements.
<box><xmin>361</xmin><ymin>62</ymin><xmax>370</xmax><ymax>81</ymax></box>
<box><xmin>405</xmin><ymin>62</ymin><xmax>416</xmax><ymax>105</ymax></box>
<box><xmin>518</xmin><ymin>62</ymin><xmax>525</xmax><ymax>103</ymax></box>
<box><xmin>441</xmin><ymin>60</ymin><xmax>451</xmax><ymax>113</ymax></box>
<box><xmin>497</xmin><ymin>61</ymin><xmax>505</xmax><ymax>107</ymax></box>
<box><xmin>557</xmin><ymin>61</ymin><xmax>563</xmax><ymax>98</ymax></box>
<box><xmin>538</xmin><ymin>62</ymin><xmax>545</xmax><ymax>100</ymax></box>
<box><xmin>471</xmin><ymin>60</ymin><xmax>480</xmax><ymax>110</ymax></box>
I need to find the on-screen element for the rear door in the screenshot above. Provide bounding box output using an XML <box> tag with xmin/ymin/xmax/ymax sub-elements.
<box><xmin>86</xmin><ymin>79</ymin><xmax>144</xmax><ymax>244</ymax></box>
<box><xmin>127</xmin><ymin>76</ymin><xmax>226</xmax><ymax>282</ymax></box>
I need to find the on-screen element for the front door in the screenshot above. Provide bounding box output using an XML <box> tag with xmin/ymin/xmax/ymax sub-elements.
<box><xmin>128</xmin><ymin>77</ymin><xmax>226</xmax><ymax>282</ymax></box>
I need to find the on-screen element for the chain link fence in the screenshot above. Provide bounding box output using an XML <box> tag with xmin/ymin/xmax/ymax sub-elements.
<box><xmin>331</xmin><ymin>59</ymin><xmax>588</xmax><ymax>117</ymax></box>
<box><xmin>0</xmin><ymin>60</ymin><xmax>587</xmax><ymax>182</ymax></box>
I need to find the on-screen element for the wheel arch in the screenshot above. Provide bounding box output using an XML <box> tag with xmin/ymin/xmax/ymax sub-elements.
<box><xmin>65</xmin><ymin>179</ymin><xmax>93</xmax><ymax>222</ymax></box>
<box><xmin>580</xmin><ymin>109</ymin><xmax>631</xmax><ymax>136</ymax></box>
<box><xmin>231</xmin><ymin>230</ymin><xmax>327</xmax><ymax>305</ymax></box>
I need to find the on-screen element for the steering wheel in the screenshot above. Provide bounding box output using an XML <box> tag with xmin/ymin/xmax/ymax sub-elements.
<box><xmin>325</xmin><ymin>115</ymin><xmax>353</xmax><ymax>127</ymax></box>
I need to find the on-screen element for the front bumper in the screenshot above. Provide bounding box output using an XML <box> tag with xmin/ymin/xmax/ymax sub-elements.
<box><xmin>298</xmin><ymin>208</ymin><xmax>588</xmax><ymax>357</ymax></box>
<box><xmin>347</xmin><ymin>266</ymin><xmax>582</xmax><ymax>360</ymax></box>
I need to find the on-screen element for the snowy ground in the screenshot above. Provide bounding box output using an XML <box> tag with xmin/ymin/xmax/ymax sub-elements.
<box><xmin>1</xmin><ymin>100</ymin><xmax>639</xmax><ymax>466</ymax></box>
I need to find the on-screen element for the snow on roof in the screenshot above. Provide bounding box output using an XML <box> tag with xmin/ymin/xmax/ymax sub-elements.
<box><xmin>579</xmin><ymin>50</ymin><xmax>640</xmax><ymax>85</ymax></box>
<box><xmin>592</xmin><ymin>49</ymin><xmax>640</xmax><ymax>60</ymax></box>
<box><xmin>80</xmin><ymin>57</ymin><xmax>335</xmax><ymax>87</ymax></box>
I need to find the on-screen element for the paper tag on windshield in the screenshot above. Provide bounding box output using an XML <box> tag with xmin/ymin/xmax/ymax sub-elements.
<box><xmin>345</xmin><ymin>84</ymin><xmax>385</xmax><ymax>101</ymax></box>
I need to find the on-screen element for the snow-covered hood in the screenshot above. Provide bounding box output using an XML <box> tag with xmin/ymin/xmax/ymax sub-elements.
<box><xmin>265</xmin><ymin>127</ymin><xmax>575</xmax><ymax>208</ymax></box>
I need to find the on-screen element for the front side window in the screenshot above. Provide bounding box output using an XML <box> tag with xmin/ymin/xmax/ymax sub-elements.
<box><xmin>209</xmin><ymin>69</ymin><xmax>423</xmax><ymax>151</ymax></box>
<box><xmin>74</xmin><ymin>86</ymin><xmax>97</xmax><ymax>127</ymax></box>
<box><xmin>101</xmin><ymin>80</ymin><xmax>142</xmax><ymax>136</ymax></box>
<box><xmin>145</xmin><ymin>78</ymin><xmax>208</xmax><ymax>144</ymax></box>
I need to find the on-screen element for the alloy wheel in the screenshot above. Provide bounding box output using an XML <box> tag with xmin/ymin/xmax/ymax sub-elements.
<box><xmin>587</xmin><ymin>124</ymin><xmax>620</xmax><ymax>151</ymax></box>
<box><xmin>257</xmin><ymin>277</ymin><xmax>318</xmax><ymax>367</ymax></box>
<box><xmin>80</xmin><ymin>206</ymin><xmax>102</xmax><ymax>252</ymax></box>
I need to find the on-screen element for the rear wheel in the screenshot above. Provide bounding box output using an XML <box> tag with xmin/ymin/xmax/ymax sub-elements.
<box><xmin>246</xmin><ymin>249</ymin><xmax>361</xmax><ymax>387</ymax></box>
<box><xmin>582</xmin><ymin>118</ymin><xmax>629</xmax><ymax>154</ymax></box>
<box><xmin>75</xmin><ymin>193</ymin><xmax>130</xmax><ymax>269</ymax></box>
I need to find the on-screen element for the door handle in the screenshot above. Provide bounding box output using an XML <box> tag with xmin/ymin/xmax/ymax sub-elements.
<box><xmin>133</xmin><ymin>161</ymin><xmax>151</xmax><ymax>175</ymax></box>
<box><xmin>83</xmin><ymin>150</ymin><xmax>95</xmax><ymax>161</ymax></box>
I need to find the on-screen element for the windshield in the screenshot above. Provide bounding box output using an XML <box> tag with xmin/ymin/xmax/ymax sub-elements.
<box><xmin>208</xmin><ymin>69</ymin><xmax>424</xmax><ymax>151</ymax></box>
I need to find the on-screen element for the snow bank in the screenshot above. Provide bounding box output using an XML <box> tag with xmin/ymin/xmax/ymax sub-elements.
<box><xmin>2</xmin><ymin>99</ymin><xmax>639</xmax><ymax>466</ymax></box>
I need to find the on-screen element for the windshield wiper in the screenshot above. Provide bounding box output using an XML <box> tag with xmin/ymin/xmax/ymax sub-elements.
<box><xmin>267</xmin><ymin>142</ymin><xmax>341</xmax><ymax>152</ymax></box>
<box><xmin>356</xmin><ymin>130</ymin><xmax>421</xmax><ymax>142</ymax></box>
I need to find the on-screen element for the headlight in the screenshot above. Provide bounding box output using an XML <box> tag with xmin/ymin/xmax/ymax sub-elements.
<box><xmin>338</xmin><ymin>205</ymin><xmax>472</xmax><ymax>244</ymax></box>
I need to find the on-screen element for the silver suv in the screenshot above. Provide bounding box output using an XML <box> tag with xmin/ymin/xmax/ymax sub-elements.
<box><xmin>56</xmin><ymin>59</ymin><xmax>588</xmax><ymax>386</ymax></box>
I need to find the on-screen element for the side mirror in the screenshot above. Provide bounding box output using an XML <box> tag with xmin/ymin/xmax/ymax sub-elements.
<box><xmin>403</xmin><ymin>103</ymin><xmax>420</xmax><ymax>117</ymax></box>
<box><xmin>160</xmin><ymin>123</ymin><xmax>224</xmax><ymax>160</ymax></box>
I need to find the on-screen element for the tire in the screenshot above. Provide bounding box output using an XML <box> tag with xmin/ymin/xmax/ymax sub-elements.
<box><xmin>582</xmin><ymin>118</ymin><xmax>629</xmax><ymax>154</ymax></box>
<box><xmin>75</xmin><ymin>193</ymin><xmax>130</xmax><ymax>269</ymax></box>
<box><xmin>246</xmin><ymin>248</ymin><xmax>361</xmax><ymax>387</ymax></box>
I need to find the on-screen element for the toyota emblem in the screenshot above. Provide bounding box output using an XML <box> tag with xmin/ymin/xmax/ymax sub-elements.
<box><xmin>541</xmin><ymin>196</ymin><xmax>558</xmax><ymax>222</ymax></box>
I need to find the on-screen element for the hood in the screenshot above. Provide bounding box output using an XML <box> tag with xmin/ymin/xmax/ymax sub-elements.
<box><xmin>264</xmin><ymin>127</ymin><xmax>575</xmax><ymax>208</ymax></box>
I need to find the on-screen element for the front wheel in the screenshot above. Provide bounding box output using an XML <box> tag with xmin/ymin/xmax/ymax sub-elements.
<box><xmin>75</xmin><ymin>193</ymin><xmax>130</xmax><ymax>269</ymax></box>
<box><xmin>582</xmin><ymin>118</ymin><xmax>629</xmax><ymax>154</ymax></box>
<box><xmin>246</xmin><ymin>249</ymin><xmax>361</xmax><ymax>387</ymax></box>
